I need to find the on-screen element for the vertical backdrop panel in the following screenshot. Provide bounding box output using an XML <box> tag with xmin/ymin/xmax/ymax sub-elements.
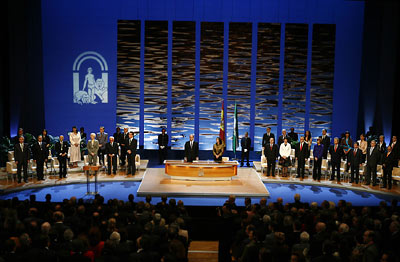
<box><xmin>227</xmin><ymin>22</ymin><xmax>252</xmax><ymax>150</ymax></box>
<box><xmin>117</xmin><ymin>20</ymin><xmax>141</xmax><ymax>133</ymax></box>
<box><xmin>144</xmin><ymin>21</ymin><xmax>168</xmax><ymax>149</ymax></box>
<box><xmin>171</xmin><ymin>21</ymin><xmax>196</xmax><ymax>149</ymax></box>
<box><xmin>199</xmin><ymin>22</ymin><xmax>224</xmax><ymax>150</ymax></box>
<box><xmin>282</xmin><ymin>24</ymin><xmax>308</xmax><ymax>136</ymax></box>
<box><xmin>255</xmin><ymin>23</ymin><xmax>281</xmax><ymax>151</ymax></box>
<box><xmin>310</xmin><ymin>24</ymin><xmax>336</xmax><ymax>138</ymax></box>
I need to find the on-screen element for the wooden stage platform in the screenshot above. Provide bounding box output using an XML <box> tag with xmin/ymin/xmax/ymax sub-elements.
<box><xmin>137</xmin><ymin>168</ymin><xmax>269</xmax><ymax>197</ymax></box>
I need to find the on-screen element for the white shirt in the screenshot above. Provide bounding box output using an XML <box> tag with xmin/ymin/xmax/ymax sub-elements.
<box><xmin>279</xmin><ymin>143</ymin><xmax>291</xmax><ymax>157</ymax></box>
<box><xmin>20</xmin><ymin>143</ymin><xmax>24</xmax><ymax>151</ymax></box>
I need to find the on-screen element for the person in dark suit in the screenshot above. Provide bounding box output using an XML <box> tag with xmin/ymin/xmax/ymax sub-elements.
<box><xmin>41</xmin><ymin>129</ymin><xmax>51</xmax><ymax>149</ymax></box>
<box><xmin>32</xmin><ymin>135</ymin><xmax>49</xmax><ymax>181</ymax></box>
<box><xmin>264</xmin><ymin>137</ymin><xmax>278</xmax><ymax>177</ymax></box>
<box><xmin>126</xmin><ymin>132</ymin><xmax>137</xmax><ymax>175</ymax></box>
<box><xmin>96</xmin><ymin>126</ymin><xmax>108</xmax><ymax>166</ymax></box>
<box><xmin>55</xmin><ymin>135</ymin><xmax>69</xmax><ymax>178</ymax></box>
<box><xmin>158</xmin><ymin>128</ymin><xmax>169</xmax><ymax>164</ymax></box>
<box><xmin>106</xmin><ymin>136</ymin><xmax>119</xmax><ymax>175</ymax></box>
<box><xmin>390</xmin><ymin>136</ymin><xmax>399</xmax><ymax>166</ymax></box>
<box><xmin>262</xmin><ymin>127</ymin><xmax>275</xmax><ymax>149</ymax></box>
<box><xmin>329</xmin><ymin>137</ymin><xmax>343</xmax><ymax>182</ymax></box>
<box><xmin>120</xmin><ymin>127</ymin><xmax>129</xmax><ymax>166</ymax></box>
<box><xmin>377</xmin><ymin>135</ymin><xmax>386</xmax><ymax>162</ymax></box>
<box><xmin>320</xmin><ymin>129</ymin><xmax>330</xmax><ymax>159</ymax></box>
<box><xmin>347</xmin><ymin>142</ymin><xmax>362</xmax><ymax>184</ymax></box>
<box><xmin>288</xmin><ymin>128</ymin><xmax>298</xmax><ymax>143</ymax></box>
<box><xmin>366</xmin><ymin>140</ymin><xmax>380</xmax><ymax>186</ymax></box>
<box><xmin>241</xmin><ymin>132</ymin><xmax>251</xmax><ymax>167</ymax></box>
<box><xmin>382</xmin><ymin>145</ymin><xmax>396</xmax><ymax>189</ymax></box>
<box><xmin>184</xmin><ymin>134</ymin><xmax>199</xmax><ymax>162</ymax></box>
<box><xmin>295</xmin><ymin>136</ymin><xmax>309</xmax><ymax>179</ymax></box>
<box><xmin>14</xmin><ymin>136</ymin><xmax>30</xmax><ymax>183</ymax></box>
<box><xmin>113</xmin><ymin>127</ymin><xmax>123</xmax><ymax>145</ymax></box>
<box><xmin>13</xmin><ymin>128</ymin><xmax>25</xmax><ymax>145</ymax></box>
<box><xmin>312</xmin><ymin>138</ymin><xmax>324</xmax><ymax>181</ymax></box>
<box><xmin>278</xmin><ymin>129</ymin><xmax>290</xmax><ymax>146</ymax></box>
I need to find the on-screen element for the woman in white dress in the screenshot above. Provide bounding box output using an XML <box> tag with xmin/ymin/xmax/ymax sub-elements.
<box><xmin>279</xmin><ymin>138</ymin><xmax>292</xmax><ymax>177</ymax></box>
<box><xmin>69</xmin><ymin>126</ymin><xmax>81</xmax><ymax>168</ymax></box>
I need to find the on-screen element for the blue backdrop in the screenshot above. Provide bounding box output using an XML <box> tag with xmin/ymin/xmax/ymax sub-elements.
<box><xmin>42</xmin><ymin>0</ymin><xmax>364</xmax><ymax>149</ymax></box>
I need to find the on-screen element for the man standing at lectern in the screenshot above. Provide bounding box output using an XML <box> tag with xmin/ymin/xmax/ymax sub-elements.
<box><xmin>184</xmin><ymin>134</ymin><xmax>199</xmax><ymax>162</ymax></box>
<box><xmin>126</xmin><ymin>132</ymin><xmax>137</xmax><ymax>175</ymax></box>
<box><xmin>158</xmin><ymin>128</ymin><xmax>169</xmax><ymax>164</ymax></box>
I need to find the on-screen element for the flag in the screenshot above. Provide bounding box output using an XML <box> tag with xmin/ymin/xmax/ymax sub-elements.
<box><xmin>233</xmin><ymin>102</ymin><xmax>239</xmax><ymax>154</ymax></box>
<box><xmin>219</xmin><ymin>102</ymin><xmax>226</xmax><ymax>147</ymax></box>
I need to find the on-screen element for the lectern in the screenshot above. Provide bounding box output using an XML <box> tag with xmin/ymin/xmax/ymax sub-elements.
<box><xmin>83</xmin><ymin>165</ymin><xmax>100</xmax><ymax>195</ymax></box>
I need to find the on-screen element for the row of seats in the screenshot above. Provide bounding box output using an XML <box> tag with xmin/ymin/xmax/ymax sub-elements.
<box><xmin>260</xmin><ymin>148</ymin><xmax>400</xmax><ymax>184</ymax></box>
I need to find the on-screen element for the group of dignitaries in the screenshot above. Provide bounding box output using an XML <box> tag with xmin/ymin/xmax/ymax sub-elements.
<box><xmin>13</xmin><ymin>127</ymin><xmax>138</xmax><ymax>183</ymax></box>
<box><xmin>13</xmin><ymin>125</ymin><xmax>400</xmax><ymax>189</ymax></box>
<box><xmin>262</xmin><ymin>127</ymin><xmax>400</xmax><ymax>189</ymax></box>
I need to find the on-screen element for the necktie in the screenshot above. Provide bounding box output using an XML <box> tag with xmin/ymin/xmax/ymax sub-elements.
<box><xmin>370</xmin><ymin>147</ymin><xmax>374</xmax><ymax>155</ymax></box>
<box><xmin>21</xmin><ymin>144</ymin><xmax>23</xmax><ymax>152</ymax></box>
<box><xmin>354</xmin><ymin>149</ymin><xmax>356</xmax><ymax>156</ymax></box>
<box><xmin>190</xmin><ymin>141</ymin><xmax>193</xmax><ymax>148</ymax></box>
<box><xmin>270</xmin><ymin>144</ymin><xmax>273</xmax><ymax>151</ymax></box>
<box><xmin>335</xmin><ymin>145</ymin><xmax>337</xmax><ymax>152</ymax></box>
<box><xmin>300</xmin><ymin>143</ymin><xmax>303</xmax><ymax>151</ymax></box>
<box><xmin>111</xmin><ymin>143</ymin><xmax>113</xmax><ymax>147</ymax></box>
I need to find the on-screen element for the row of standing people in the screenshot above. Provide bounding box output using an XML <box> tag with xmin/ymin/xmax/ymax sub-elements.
<box><xmin>13</xmin><ymin>126</ymin><xmax>139</xmax><ymax>184</ymax></box>
<box><xmin>262</xmin><ymin>127</ymin><xmax>400</xmax><ymax>189</ymax></box>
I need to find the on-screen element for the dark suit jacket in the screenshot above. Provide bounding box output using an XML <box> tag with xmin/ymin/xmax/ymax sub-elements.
<box><xmin>288</xmin><ymin>132</ymin><xmax>298</xmax><ymax>142</ymax></box>
<box><xmin>377</xmin><ymin>142</ymin><xmax>386</xmax><ymax>154</ymax></box>
<box><xmin>32</xmin><ymin>142</ymin><xmax>48</xmax><ymax>161</ymax></box>
<box><xmin>184</xmin><ymin>141</ymin><xmax>199</xmax><ymax>162</ymax></box>
<box><xmin>295</xmin><ymin>142</ymin><xmax>309</xmax><ymax>165</ymax></box>
<box><xmin>113</xmin><ymin>132</ymin><xmax>123</xmax><ymax>145</ymax></box>
<box><xmin>264</xmin><ymin>143</ymin><xmax>279</xmax><ymax>161</ymax></box>
<box><xmin>278</xmin><ymin>135</ymin><xmax>290</xmax><ymax>146</ymax></box>
<box><xmin>321</xmin><ymin>135</ymin><xmax>331</xmax><ymax>156</ymax></box>
<box><xmin>126</xmin><ymin>138</ymin><xmax>137</xmax><ymax>156</ymax></box>
<box><xmin>120</xmin><ymin>132</ymin><xmax>129</xmax><ymax>146</ymax></box>
<box><xmin>366</xmin><ymin>147</ymin><xmax>380</xmax><ymax>166</ymax></box>
<box><xmin>262</xmin><ymin>133</ymin><xmax>275</xmax><ymax>148</ymax></box>
<box><xmin>391</xmin><ymin>142</ymin><xmax>400</xmax><ymax>164</ymax></box>
<box><xmin>14</xmin><ymin>143</ymin><xmax>30</xmax><ymax>162</ymax></box>
<box><xmin>158</xmin><ymin>134</ymin><xmax>169</xmax><ymax>148</ymax></box>
<box><xmin>382</xmin><ymin>151</ymin><xmax>396</xmax><ymax>171</ymax></box>
<box><xmin>329</xmin><ymin>144</ymin><xmax>343</xmax><ymax>164</ymax></box>
<box><xmin>106</xmin><ymin>142</ymin><xmax>119</xmax><ymax>155</ymax></box>
<box><xmin>55</xmin><ymin>141</ymin><xmax>69</xmax><ymax>157</ymax></box>
<box><xmin>347</xmin><ymin>148</ymin><xmax>362</xmax><ymax>166</ymax></box>
<box><xmin>241</xmin><ymin>137</ymin><xmax>251</xmax><ymax>151</ymax></box>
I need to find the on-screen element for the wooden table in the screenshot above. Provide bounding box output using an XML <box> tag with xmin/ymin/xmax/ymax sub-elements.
<box><xmin>164</xmin><ymin>160</ymin><xmax>239</xmax><ymax>181</ymax></box>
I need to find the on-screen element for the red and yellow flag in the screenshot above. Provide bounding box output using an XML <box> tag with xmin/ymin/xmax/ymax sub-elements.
<box><xmin>219</xmin><ymin>102</ymin><xmax>226</xmax><ymax>147</ymax></box>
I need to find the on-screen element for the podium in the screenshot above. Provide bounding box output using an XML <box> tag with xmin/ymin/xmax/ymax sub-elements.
<box><xmin>83</xmin><ymin>165</ymin><xmax>100</xmax><ymax>195</ymax></box>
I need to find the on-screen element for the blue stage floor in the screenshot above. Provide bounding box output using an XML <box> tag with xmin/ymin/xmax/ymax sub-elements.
<box><xmin>1</xmin><ymin>181</ymin><xmax>399</xmax><ymax>206</ymax></box>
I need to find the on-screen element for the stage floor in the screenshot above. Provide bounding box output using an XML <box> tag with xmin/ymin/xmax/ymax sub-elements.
<box><xmin>137</xmin><ymin>168</ymin><xmax>269</xmax><ymax>197</ymax></box>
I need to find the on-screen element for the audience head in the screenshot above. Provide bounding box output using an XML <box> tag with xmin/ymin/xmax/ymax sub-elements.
<box><xmin>316</xmin><ymin>222</ymin><xmax>326</xmax><ymax>233</ymax></box>
<box><xmin>300</xmin><ymin>231</ymin><xmax>309</xmax><ymax>243</ymax></box>
<box><xmin>41</xmin><ymin>222</ymin><xmax>51</xmax><ymax>235</ymax></box>
<box><xmin>363</xmin><ymin>230</ymin><xmax>375</xmax><ymax>244</ymax></box>
<box><xmin>64</xmin><ymin>229</ymin><xmax>74</xmax><ymax>241</ymax></box>
<box><xmin>294</xmin><ymin>194</ymin><xmax>301</xmax><ymax>202</ymax></box>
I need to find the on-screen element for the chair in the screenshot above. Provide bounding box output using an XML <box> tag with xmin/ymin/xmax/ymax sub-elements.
<box><xmin>359</xmin><ymin>163</ymin><xmax>366</xmax><ymax>183</ymax></box>
<box><xmin>8</xmin><ymin>151</ymin><xmax>14</xmax><ymax>161</ymax></box>
<box><xmin>340</xmin><ymin>160</ymin><xmax>348</xmax><ymax>181</ymax></box>
<box><xmin>376</xmin><ymin>165</ymin><xmax>383</xmax><ymax>186</ymax></box>
<box><xmin>304</xmin><ymin>158</ymin><xmax>311</xmax><ymax>177</ymax></box>
<box><xmin>260</xmin><ymin>155</ymin><xmax>268</xmax><ymax>174</ymax></box>
<box><xmin>6</xmin><ymin>161</ymin><xmax>17</xmax><ymax>182</ymax></box>
<box><xmin>392</xmin><ymin>167</ymin><xmax>400</xmax><ymax>183</ymax></box>
<box><xmin>321</xmin><ymin>159</ymin><xmax>330</xmax><ymax>180</ymax></box>
<box><xmin>135</xmin><ymin>154</ymin><xmax>140</xmax><ymax>170</ymax></box>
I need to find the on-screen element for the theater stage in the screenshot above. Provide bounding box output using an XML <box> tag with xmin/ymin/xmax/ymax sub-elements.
<box><xmin>137</xmin><ymin>168</ymin><xmax>269</xmax><ymax>197</ymax></box>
